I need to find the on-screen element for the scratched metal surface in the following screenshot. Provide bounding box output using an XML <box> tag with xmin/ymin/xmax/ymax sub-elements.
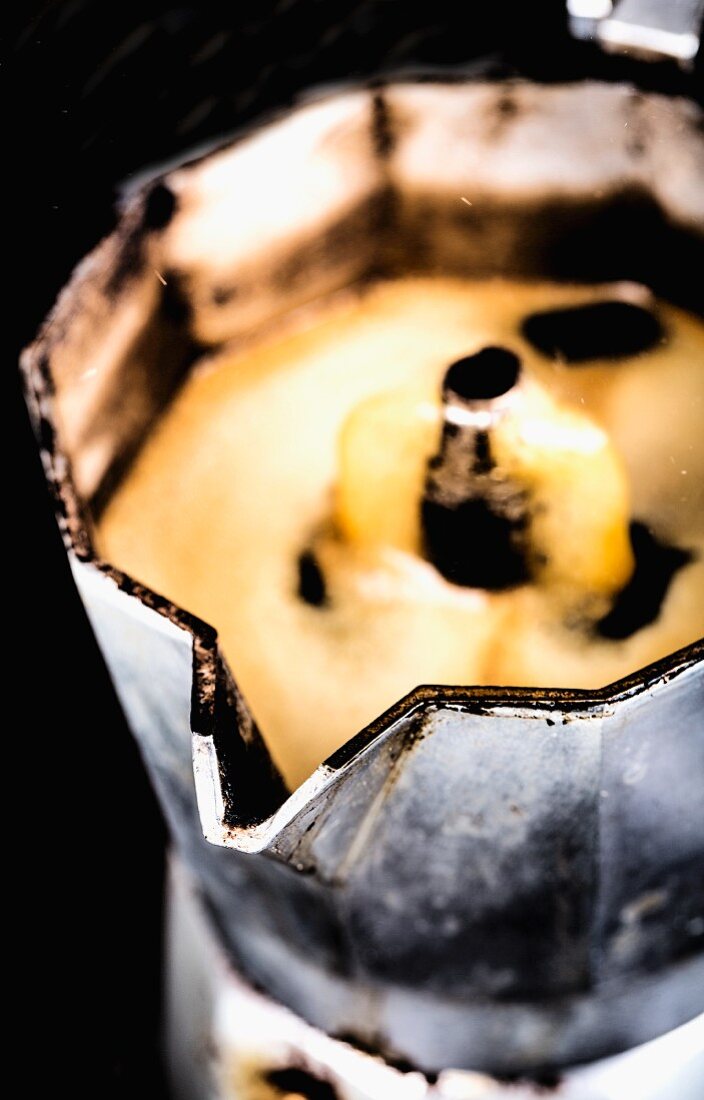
<box><xmin>71</xmin><ymin>549</ymin><xmax>704</xmax><ymax>1071</ymax></box>
<box><xmin>20</xmin><ymin>42</ymin><xmax>704</xmax><ymax>1076</ymax></box>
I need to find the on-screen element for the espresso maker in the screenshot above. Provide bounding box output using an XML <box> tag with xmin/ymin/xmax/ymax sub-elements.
<box><xmin>21</xmin><ymin>2</ymin><xmax>703</xmax><ymax>1097</ymax></box>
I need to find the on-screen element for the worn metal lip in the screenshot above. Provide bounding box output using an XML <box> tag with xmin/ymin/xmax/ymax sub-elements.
<box><xmin>207</xmin><ymin>638</ymin><xmax>701</xmax><ymax>853</ymax></box>
<box><xmin>19</xmin><ymin>72</ymin><xmax>704</xmax><ymax>838</ymax></box>
<box><xmin>323</xmin><ymin>638</ymin><xmax>703</xmax><ymax>771</ymax></box>
<box><xmin>21</xmin><ymin>321</ymin><xmax>704</xmax><ymax>822</ymax></box>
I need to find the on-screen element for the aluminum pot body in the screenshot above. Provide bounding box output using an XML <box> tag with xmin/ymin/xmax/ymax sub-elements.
<box><xmin>66</xmin><ymin>558</ymin><xmax>704</xmax><ymax>1073</ymax></box>
<box><xmin>166</xmin><ymin>856</ymin><xmax>704</xmax><ymax>1100</ymax></box>
<box><xmin>22</xmin><ymin>78</ymin><xmax>704</xmax><ymax>1074</ymax></box>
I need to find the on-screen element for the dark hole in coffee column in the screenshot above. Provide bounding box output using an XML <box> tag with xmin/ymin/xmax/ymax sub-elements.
<box><xmin>422</xmin><ymin>498</ymin><xmax>528</xmax><ymax>589</ymax></box>
<box><xmin>521</xmin><ymin>301</ymin><xmax>664</xmax><ymax>362</ymax></box>
<box><xmin>597</xmin><ymin>522</ymin><xmax>692</xmax><ymax>640</ymax></box>
<box><xmin>297</xmin><ymin>550</ymin><xmax>328</xmax><ymax>607</ymax></box>
<box><xmin>444</xmin><ymin>346</ymin><xmax>521</xmax><ymax>400</ymax></box>
<box><xmin>423</xmin><ymin>347</ymin><xmax>526</xmax><ymax>589</ymax></box>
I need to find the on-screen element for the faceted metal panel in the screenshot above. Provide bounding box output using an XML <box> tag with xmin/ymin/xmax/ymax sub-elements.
<box><xmin>22</xmin><ymin>78</ymin><xmax>704</xmax><ymax>1072</ymax></box>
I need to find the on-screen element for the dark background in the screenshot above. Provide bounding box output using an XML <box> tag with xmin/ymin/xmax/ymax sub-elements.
<box><xmin>7</xmin><ymin>3</ymin><xmax>701</xmax><ymax>1096</ymax></box>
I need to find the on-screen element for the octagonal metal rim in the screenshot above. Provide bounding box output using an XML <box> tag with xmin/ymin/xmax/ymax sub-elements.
<box><xmin>19</xmin><ymin>74</ymin><xmax>704</xmax><ymax>852</ymax></box>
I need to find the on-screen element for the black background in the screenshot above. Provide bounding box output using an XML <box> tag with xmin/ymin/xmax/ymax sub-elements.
<box><xmin>7</xmin><ymin>3</ymin><xmax>702</xmax><ymax>1096</ymax></box>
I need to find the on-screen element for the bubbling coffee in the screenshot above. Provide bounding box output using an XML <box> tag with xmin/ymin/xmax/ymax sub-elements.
<box><xmin>97</xmin><ymin>276</ymin><xmax>704</xmax><ymax>788</ymax></box>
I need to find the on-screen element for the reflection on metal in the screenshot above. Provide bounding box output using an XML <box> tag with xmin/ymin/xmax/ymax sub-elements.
<box><xmin>168</xmin><ymin>859</ymin><xmax>704</xmax><ymax>1100</ymax></box>
<box><xmin>568</xmin><ymin>0</ymin><xmax>704</xmax><ymax>64</ymax></box>
<box><xmin>21</xmin><ymin>79</ymin><xmax>704</xmax><ymax>1078</ymax></box>
<box><xmin>568</xmin><ymin>0</ymin><xmax>613</xmax><ymax>13</ymax></box>
<box><xmin>568</xmin><ymin>0</ymin><xmax>615</xmax><ymax>44</ymax></box>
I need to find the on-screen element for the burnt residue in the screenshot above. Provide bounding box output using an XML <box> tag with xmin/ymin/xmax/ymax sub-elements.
<box><xmin>368</xmin><ymin>182</ymin><xmax>400</xmax><ymax>277</ymax></box>
<box><xmin>600</xmin><ymin>856</ymin><xmax>704</xmax><ymax>975</ymax></box>
<box><xmin>493</xmin><ymin>1069</ymin><xmax>564</xmax><ymax>1093</ymax></box>
<box><xmin>104</xmin><ymin>187</ymin><xmax>178</xmax><ymax>296</ymax></box>
<box><xmin>21</xmin><ymin>350</ymin><xmax>95</xmax><ymax>560</ymax></box>
<box><xmin>332</xmin><ymin>1030</ymin><xmax>438</xmax><ymax>1080</ymax></box>
<box><xmin>521</xmin><ymin>300</ymin><xmax>665</xmax><ymax>363</ymax></box>
<box><xmin>321</xmin><ymin>683</ymin><xmax>607</xmax><ymax>779</ymax></box>
<box><xmin>84</xmin><ymin>567</ymin><xmax>289</xmax><ymax>834</ymax></box>
<box><xmin>23</xmin><ymin>179</ymin><xmax>204</xmax><ymax>545</ymax></box>
<box><xmin>371</xmin><ymin>89</ymin><xmax>395</xmax><ymax>160</ymax></box>
<box><xmin>326</xmin><ymin>719</ymin><xmax>427</xmax><ymax>890</ymax></box>
<box><xmin>545</xmin><ymin>189</ymin><xmax>704</xmax><ymax>317</ymax></box>
<box><xmin>597</xmin><ymin>523</ymin><xmax>693</xmax><ymax>640</ymax></box>
<box><xmin>348</xmin><ymin>775</ymin><xmax>598</xmax><ymax>999</ymax></box>
<box><xmin>211</xmin><ymin>283</ymin><xmax>237</xmax><ymax>306</ymax></box>
<box><xmin>265</xmin><ymin>1066</ymin><xmax>337</xmax><ymax>1100</ymax></box>
<box><xmin>297</xmin><ymin>549</ymin><xmax>329</xmax><ymax>608</ymax></box>
<box><xmin>367</xmin><ymin>85</ymin><xmax>401</xmax><ymax>279</ymax></box>
<box><xmin>197</xmin><ymin>645</ymin><xmax>289</xmax><ymax>829</ymax></box>
<box><xmin>488</xmin><ymin>88</ymin><xmax>520</xmax><ymax>140</ymax></box>
<box><xmin>623</xmin><ymin>90</ymin><xmax>649</xmax><ymax>161</ymax></box>
<box><xmin>97</xmin><ymin>560</ymin><xmax>215</xmax><ymax>648</ymax></box>
<box><xmin>104</xmin><ymin>221</ymin><xmax>145</xmax><ymax>296</ymax></box>
<box><xmin>158</xmin><ymin>268</ymin><xmax>194</xmax><ymax>328</ymax></box>
<box><xmin>269</xmin><ymin>198</ymin><xmax>379</xmax><ymax>293</ymax></box>
<box><xmin>21</xmin><ymin>75</ymin><xmax>704</xmax><ymax>1080</ymax></box>
<box><xmin>142</xmin><ymin>182</ymin><xmax>177</xmax><ymax>231</ymax></box>
<box><xmin>397</xmin><ymin>189</ymin><xmax>704</xmax><ymax>318</ymax></box>
<box><xmin>87</xmin><ymin>295</ymin><xmax>204</xmax><ymax>522</ymax></box>
<box><xmin>322</xmin><ymin>696</ymin><xmax>429</xmax><ymax>773</ymax></box>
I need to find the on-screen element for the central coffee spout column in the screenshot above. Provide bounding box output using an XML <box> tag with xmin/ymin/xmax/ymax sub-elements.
<box><xmin>421</xmin><ymin>347</ymin><xmax>529</xmax><ymax>590</ymax></box>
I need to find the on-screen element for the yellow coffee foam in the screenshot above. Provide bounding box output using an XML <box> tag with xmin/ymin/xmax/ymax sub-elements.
<box><xmin>97</xmin><ymin>278</ymin><xmax>704</xmax><ymax>788</ymax></box>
